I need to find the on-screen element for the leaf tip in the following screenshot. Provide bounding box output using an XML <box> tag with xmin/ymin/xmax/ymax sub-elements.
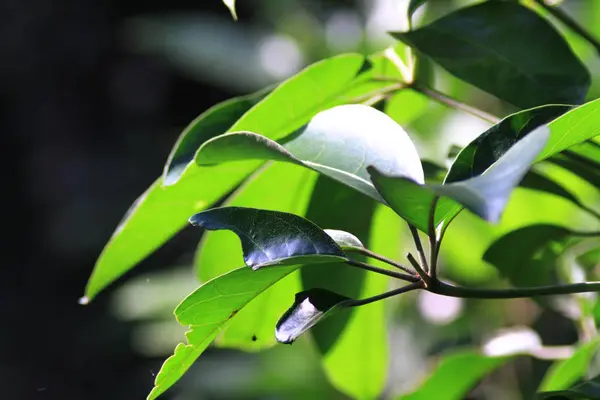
<box><xmin>78</xmin><ymin>296</ymin><xmax>90</xmax><ymax>306</ymax></box>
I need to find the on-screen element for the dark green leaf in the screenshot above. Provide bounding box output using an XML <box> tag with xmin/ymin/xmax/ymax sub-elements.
<box><xmin>275</xmin><ymin>288</ymin><xmax>352</xmax><ymax>344</ymax></box>
<box><xmin>446</xmin><ymin>105</ymin><xmax>571</xmax><ymax>183</ymax></box>
<box><xmin>163</xmin><ymin>89</ymin><xmax>268</xmax><ymax>185</ymax></box>
<box><xmin>196</xmin><ymin>104</ymin><xmax>425</xmax><ymax>202</ymax></box>
<box><xmin>521</xmin><ymin>170</ymin><xmax>581</xmax><ymax>206</ymax></box>
<box><xmin>550</xmin><ymin>150</ymin><xmax>600</xmax><ymax>191</ymax></box>
<box><xmin>370</xmin><ymin>125</ymin><xmax>550</xmax><ymax>232</ymax></box>
<box><xmin>189</xmin><ymin>207</ymin><xmax>346</xmax><ymax>269</ymax></box>
<box><xmin>538</xmin><ymin>374</ymin><xmax>600</xmax><ymax>399</ymax></box>
<box><xmin>400</xmin><ymin>350</ymin><xmax>510</xmax><ymax>400</ymax></box>
<box><xmin>148</xmin><ymin>265</ymin><xmax>298</xmax><ymax>399</ymax></box>
<box><xmin>539</xmin><ymin>338</ymin><xmax>600</xmax><ymax>392</ymax></box>
<box><xmin>391</xmin><ymin>2</ymin><xmax>590</xmax><ymax>108</ymax></box>
<box><xmin>483</xmin><ymin>224</ymin><xmax>571</xmax><ymax>287</ymax></box>
<box><xmin>195</xmin><ymin>163</ymin><xmax>316</xmax><ymax>350</ymax></box>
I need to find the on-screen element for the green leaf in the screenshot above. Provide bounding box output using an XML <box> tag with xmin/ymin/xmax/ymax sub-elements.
<box><xmin>400</xmin><ymin>350</ymin><xmax>510</xmax><ymax>400</ymax></box>
<box><xmin>521</xmin><ymin>170</ymin><xmax>581</xmax><ymax>207</ymax></box>
<box><xmin>446</xmin><ymin>105</ymin><xmax>571</xmax><ymax>183</ymax></box>
<box><xmin>370</xmin><ymin>125</ymin><xmax>550</xmax><ymax>232</ymax></box>
<box><xmin>84</xmin><ymin>162</ymin><xmax>260</xmax><ymax>301</ymax></box>
<box><xmin>408</xmin><ymin>0</ymin><xmax>428</xmax><ymax>20</ymax></box>
<box><xmin>483</xmin><ymin>224</ymin><xmax>573</xmax><ymax>288</ymax></box>
<box><xmin>324</xmin><ymin>229</ymin><xmax>364</xmax><ymax>250</ymax></box>
<box><xmin>540</xmin><ymin>98</ymin><xmax>600</xmax><ymax>161</ymax></box>
<box><xmin>550</xmin><ymin>147</ymin><xmax>600</xmax><ymax>192</ymax></box>
<box><xmin>391</xmin><ymin>2</ymin><xmax>590</xmax><ymax>108</ymax></box>
<box><xmin>537</xmin><ymin>374</ymin><xmax>600</xmax><ymax>399</ymax></box>
<box><xmin>86</xmin><ymin>53</ymin><xmax>377</xmax><ymax>299</ymax></box>
<box><xmin>196</xmin><ymin>104</ymin><xmax>425</xmax><ymax>202</ymax></box>
<box><xmin>275</xmin><ymin>288</ymin><xmax>352</xmax><ymax>344</ymax></box>
<box><xmin>222</xmin><ymin>0</ymin><xmax>237</xmax><ymax>20</ymax></box>
<box><xmin>195</xmin><ymin>163</ymin><xmax>316</xmax><ymax>350</ymax></box>
<box><xmin>148</xmin><ymin>266</ymin><xmax>298</xmax><ymax>399</ymax></box>
<box><xmin>163</xmin><ymin>89</ymin><xmax>268</xmax><ymax>185</ymax></box>
<box><xmin>189</xmin><ymin>206</ymin><xmax>346</xmax><ymax>269</ymax></box>
<box><xmin>540</xmin><ymin>338</ymin><xmax>600</xmax><ymax>392</ymax></box>
<box><xmin>384</xmin><ymin>89</ymin><xmax>429</xmax><ymax>126</ymax></box>
<box><xmin>302</xmin><ymin>177</ymin><xmax>387</xmax><ymax>400</ymax></box>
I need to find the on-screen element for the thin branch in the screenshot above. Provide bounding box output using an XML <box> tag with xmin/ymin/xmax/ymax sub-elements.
<box><xmin>347</xmin><ymin>282</ymin><xmax>424</xmax><ymax>307</ymax></box>
<box><xmin>534</xmin><ymin>0</ymin><xmax>600</xmax><ymax>55</ymax></box>
<box><xmin>407</xmin><ymin>252</ymin><xmax>431</xmax><ymax>286</ymax></box>
<box><xmin>408</xmin><ymin>225</ymin><xmax>429</xmax><ymax>273</ymax></box>
<box><xmin>348</xmin><ymin>82</ymin><xmax>405</xmax><ymax>104</ymax></box>
<box><xmin>344</xmin><ymin>247</ymin><xmax>416</xmax><ymax>275</ymax></box>
<box><xmin>345</xmin><ymin>259</ymin><xmax>420</xmax><ymax>283</ymax></box>
<box><xmin>412</xmin><ymin>84</ymin><xmax>501</xmax><ymax>124</ymax></box>
<box><xmin>427</xmin><ymin>196</ymin><xmax>440</xmax><ymax>280</ymax></box>
<box><xmin>431</xmin><ymin>280</ymin><xmax>600</xmax><ymax>299</ymax></box>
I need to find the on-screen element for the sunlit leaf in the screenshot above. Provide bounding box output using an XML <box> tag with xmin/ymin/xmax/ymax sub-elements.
<box><xmin>384</xmin><ymin>89</ymin><xmax>429</xmax><ymax>126</ymax></box>
<box><xmin>370</xmin><ymin>125</ymin><xmax>550</xmax><ymax>232</ymax></box>
<box><xmin>391</xmin><ymin>2</ymin><xmax>590</xmax><ymax>108</ymax></box>
<box><xmin>195</xmin><ymin>163</ymin><xmax>317</xmax><ymax>350</ymax></box>
<box><xmin>86</xmin><ymin>53</ymin><xmax>376</xmax><ymax>300</ymax></box>
<box><xmin>400</xmin><ymin>350</ymin><xmax>511</xmax><ymax>400</ymax></box>
<box><xmin>275</xmin><ymin>288</ymin><xmax>352</xmax><ymax>344</ymax></box>
<box><xmin>539</xmin><ymin>338</ymin><xmax>600</xmax><ymax>392</ymax></box>
<box><xmin>196</xmin><ymin>104</ymin><xmax>424</xmax><ymax>202</ymax></box>
<box><xmin>163</xmin><ymin>89</ymin><xmax>268</xmax><ymax>185</ymax></box>
<box><xmin>148</xmin><ymin>266</ymin><xmax>298</xmax><ymax>399</ymax></box>
<box><xmin>189</xmin><ymin>207</ymin><xmax>347</xmax><ymax>269</ymax></box>
<box><xmin>537</xmin><ymin>374</ymin><xmax>600</xmax><ymax>399</ymax></box>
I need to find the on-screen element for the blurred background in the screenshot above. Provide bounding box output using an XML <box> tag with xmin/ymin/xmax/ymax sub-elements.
<box><xmin>3</xmin><ymin>0</ymin><xmax>600</xmax><ymax>399</ymax></box>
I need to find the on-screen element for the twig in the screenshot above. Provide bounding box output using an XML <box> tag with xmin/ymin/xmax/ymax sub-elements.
<box><xmin>431</xmin><ymin>280</ymin><xmax>600</xmax><ymax>299</ymax></box>
<box><xmin>412</xmin><ymin>84</ymin><xmax>501</xmax><ymax>124</ymax></box>
<box><xmin>344</xmin><ymin>247</ymin><xmax>416</xmax><ymax>275</ymax></box>
<box><xmin>347</xmin><ymin>282</ymin><xmax>424</xmax><ymax>307</ymax></box>
<box><xmin>408</xmin><ymin>225</ymin><xmax>429</xmax><ymax>273</ymax></box>
<box><xmin>427</xmin><ymin>196</ymin><xmax>440</xmax><ymax>280</ymax></box>
<box><xmin>345</xmin><ymin>259</ymin><xmax>420</xmax><ymax>282</ymax></box>
<box><xmin>407</xmin><ymin>252</ymin><xmax>432</xmax><ymax>286</ymax></box>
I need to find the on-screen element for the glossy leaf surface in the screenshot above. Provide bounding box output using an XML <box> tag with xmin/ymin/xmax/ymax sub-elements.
<box><xmin>196</xmin><ymin>104</ymin><xmax>425</xmax><ymax>202</ymax></box>
<box><xmin>275</xmin><ymin>288</ymin><xmax>351</xmax><ymax>344</ymax></box>
<box><xmin>189</xmin><ymin>207</ymin><xmax>346</xmax><ymax>269</ymax></box>
<box><xmin>370</xmin><ymin>125</ymin><xmax>550</xmax><ymax>231</ymax></box>
<box><xmin>391</xmin><ymin>2</ymin><xmax>590</xmax><ymax>108</ymax></box>
<box><xmin>195</xmin><ymin>163</ymin><xmax>316</xmax><ymax>350</ymax></box>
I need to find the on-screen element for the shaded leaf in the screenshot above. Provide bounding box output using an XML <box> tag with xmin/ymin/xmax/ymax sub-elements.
<box><xmin>148</xmin><ymin>266</ymin><xmax>298</xmax><ymax>399</ymax></box>
<box><xmin>196</xmin><ymin>104</ymin><xmax>424</xmax><ymax>202</ymax></box>
<box><xmin>537</xmin><ymin>374</ymin><xmax>600</xmax><ymax>399</ymax></box>
<box><xmin>195</xmin><ymin>163</ymin><xmax>316</xmax><ymax>350</ymax></box>
<box><xmin>275</xmin><ymin>288</ymin><xmax>352</xmax><ymax>344</ymax></box>
<box><xmin>540</xmin><ymin>338</ymin><xmax>600</xmax><ymax>392</ymax></box>
<box><xmin>370</xmin><ymin>125</ymin><xmax>550</xmax><ymax>232</ymax></box>
<box><xmin>391</xmin><ymin>2</ymin><xmax>590</xmax><ymax>108</ymax></box>
<box><xmin>302</xmin><ymin>177</ymin><xmax>388</xmax><ymax>400</ymax></box>
<box><xmin>324</xmin><ymin>229</ymin><xmax>364</xmax><ymax>250</ymax></box>
<box><xmin>446</xmin><ymin>105</ymin><xmax>571</xmax><ymax>183</ymax></box>
<box><xmin>189</xmin><ymin>207</ymin><xmax>346</xmax><ymax>269</ymax></box>
<box><xmin>400</xmin><ymin>350</ymin><xmax>510</xmax><ymax>400</ymax></box>
<box><xmin>521</xmin><ymin>170</ymin><xmax>581</xmax><ymax>206</ymax></box>
<box><xmin>163</xmin><ymin>89</ymin><xmax>268</xmax><ymax>185</ymax></box>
